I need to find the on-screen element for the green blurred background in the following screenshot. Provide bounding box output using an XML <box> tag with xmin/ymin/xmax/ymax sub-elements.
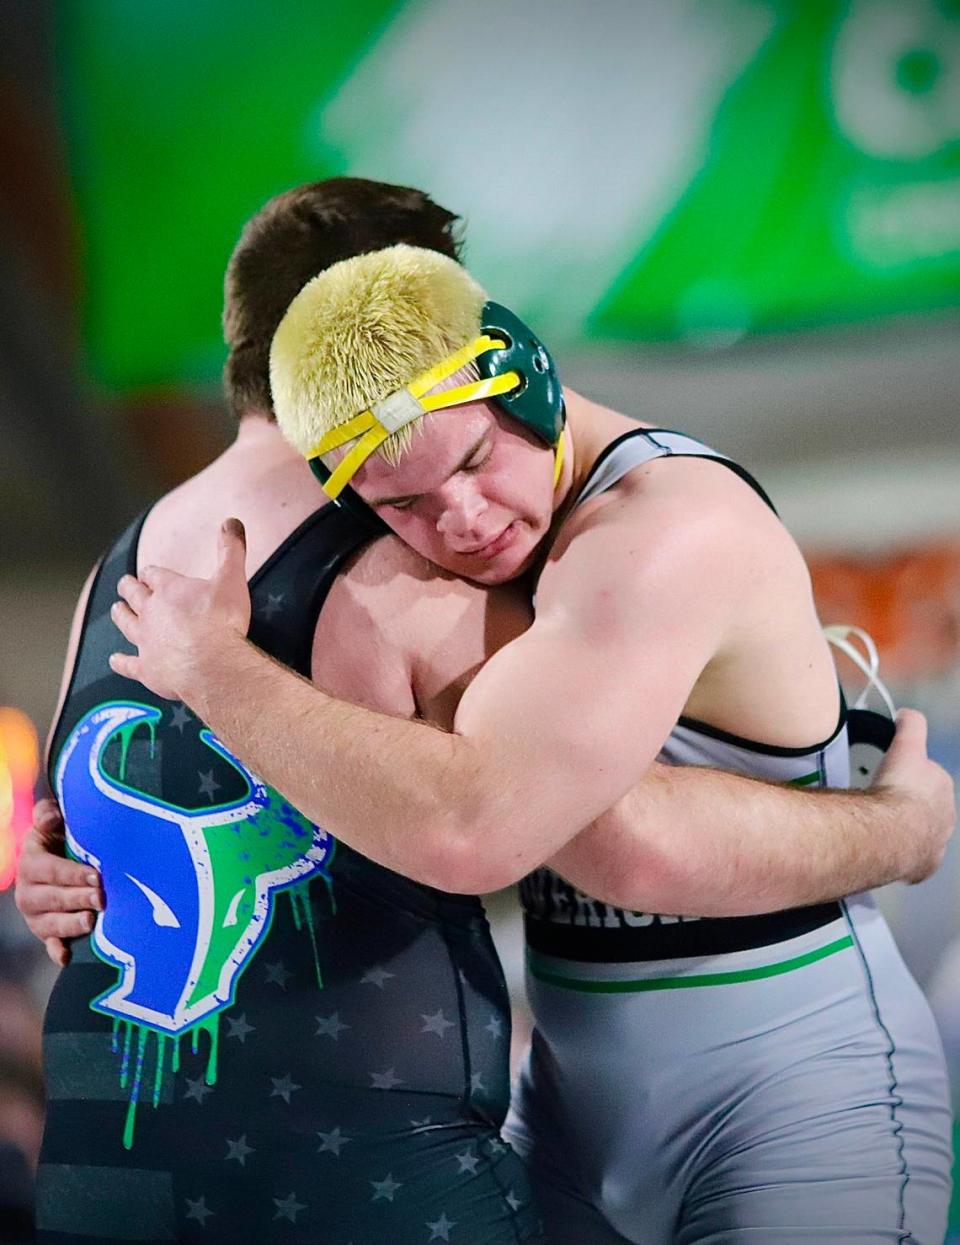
<box><xmin>58</xmin><ymin>0</ymin><xmax>959</xmax><ymax>389</ymax></box>
<box><xmin>0</xmin><ymin>1</ymin><xmax>958</xmax><ymax>1236</ymax></box>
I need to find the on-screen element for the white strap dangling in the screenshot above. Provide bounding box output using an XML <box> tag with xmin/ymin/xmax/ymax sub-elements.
<box><xmin>823</xmin><ymin>624</ymin><xmax>897</xmax><ymax>718</ymax></box>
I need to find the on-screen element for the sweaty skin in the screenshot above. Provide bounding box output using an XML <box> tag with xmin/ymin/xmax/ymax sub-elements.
<box><xmin>104</xmin><ymin>394</ymin><xmax>955</xmax><ymax>899</ymax></box>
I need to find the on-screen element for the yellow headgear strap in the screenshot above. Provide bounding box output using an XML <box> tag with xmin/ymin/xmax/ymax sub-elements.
<box><xmin>307</xmin><ymin>334</ymin><xmax>566</xmax><ymax>501</ymax></box>
<box><xmin>552</xmin><ymin>427</ymin><xmax>566</xmax><ymax>489</ymax></box>
<box><xmin>307</xmin><ymin>335</ymin><xmax>517</xmax><ymax>500</ymax></box>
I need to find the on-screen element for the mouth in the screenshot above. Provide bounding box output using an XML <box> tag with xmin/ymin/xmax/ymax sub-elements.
<box><xmin>463</xmin><ymin>522</ymin><xmax>518</xmax><ymax>561</ymax></box>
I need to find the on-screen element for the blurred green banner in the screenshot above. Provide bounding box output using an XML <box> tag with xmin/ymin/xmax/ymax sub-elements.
<box><xmin>57</xmin><ymin>0</ymin><xmax>960</xmax><ymax>389</ymax></box>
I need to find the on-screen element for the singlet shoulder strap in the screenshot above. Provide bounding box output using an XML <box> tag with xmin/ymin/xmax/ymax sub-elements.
<box><xmin>575</xmin><ymin>428</ymin><xmax>778</xmax><ymax>515</ymax></box>
<box><xmin>45</xmin><ymin>508</ymin><xmax>150</xmax><ymax>788</ymax></box>
<box><xmin>246</xmin><ymin>503</ymin><xmax>376</xmax><ymax>678</ymax></box>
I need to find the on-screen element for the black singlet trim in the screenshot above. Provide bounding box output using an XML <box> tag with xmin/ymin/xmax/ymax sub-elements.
<box><xmin>137</xmin><ymin>501</ymin><xmax>358</xmax><ymax>679</ymax></box>
<box><xmin>846</xmin><ymin>707</ymin><xmax>896</xmax><ymax>752</ymax></box>
<box><xmin>575</xmin><ymin>427</ymin><xmax>778</xmax><ymax>516</ymax></box>
<box><xmin>524</xmin><ymin>901</ymin><xmax>844</xmax><ymax>963</ymax></box>
<box><xmin>245</xmin><ymin>504</ymin><xmax>342</xmax><ymax>593</ymax></box>
<box><xmin>578</xmin><ymin>427</ymin><xmax>846</xmax><ymax>758</ymax></box>
<box><xmin>45</xmin><ymin>508</ymin><xmax>151</xmax><ymax>792</ymax></box>
<box><xmin>132</xmin><ymin>501</ymin><xmax>335</xmax><ymax>588</ymax></box>
<box><xmin>677</xmin><ymin>697</ymin><xmax>847</xmax><ymax>759</ymax></box>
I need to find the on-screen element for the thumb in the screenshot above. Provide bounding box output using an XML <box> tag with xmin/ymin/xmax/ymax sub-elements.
<box><xmin>217</xmin><ymin>518</ymin><xmax>247</xmax><ymax>581</ymax></box>
<box><xmin>890</xmin><ymin>707</ymin><xmax>927</xmax><ymax>757</ymax></box>
<box><xmin>876</xmin><ymin>708</ymin><xmax>928</xmax><ymax>787</ymax></box>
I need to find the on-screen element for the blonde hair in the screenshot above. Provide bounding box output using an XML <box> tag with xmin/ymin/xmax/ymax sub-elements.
<box><xmin>269</xmin><ymin>244</ymin><xmax>486</xmax><ymax>465</ymax></box>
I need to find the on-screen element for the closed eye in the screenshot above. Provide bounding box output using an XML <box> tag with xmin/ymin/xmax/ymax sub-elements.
<box><xmin>462</xmin><ymin>445</ymin><xmax>491</xmax><ymax>472</ymax></box>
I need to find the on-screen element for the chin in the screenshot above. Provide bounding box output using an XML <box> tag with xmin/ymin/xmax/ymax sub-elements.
<box><xmin>461</xmin><ymin>536</ymin><xmax>539</xmax><ymax>586</ymax></box>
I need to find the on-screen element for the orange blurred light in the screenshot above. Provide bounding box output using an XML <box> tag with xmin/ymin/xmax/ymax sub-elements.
<box><xmin>0</xmin><ymin>708</ymin><xmax>40</xmax><ymax>891</ymax></box>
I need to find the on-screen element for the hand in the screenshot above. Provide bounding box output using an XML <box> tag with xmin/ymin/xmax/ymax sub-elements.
<box><xmin>14</xmin><ymin>798</ymin><xmax>103</xmax><ymax>967</ymax></box>
<box><xmin>110</xmin><ymin>519</ymin><xmax>251</xmax><ymax>701</ymax></box>
<box><xmin>874</xmin><ymin>708</ymin><xmax>956</xmax><ymax>884</ymax></box>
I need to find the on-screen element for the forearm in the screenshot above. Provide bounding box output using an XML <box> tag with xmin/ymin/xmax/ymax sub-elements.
<box><xmin>184</xmin><ymin>633</ymin><xmax>491</xmax><ymax>889</ymax></box>
<box><xmin>551</xmin><ymin>762</ymin><xmax>914</xmax><ymax>917</ymax></box>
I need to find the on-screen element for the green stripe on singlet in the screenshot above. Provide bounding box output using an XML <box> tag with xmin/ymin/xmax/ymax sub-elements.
<box><xmin>528</xmin><ymin>934</ymin><xmax>854</xmax><ymax>993</ymax></box>
<box><xmin>789</xmin><ymin>770</ymin><xmax>822</xmax><ymax>787</ymax></box>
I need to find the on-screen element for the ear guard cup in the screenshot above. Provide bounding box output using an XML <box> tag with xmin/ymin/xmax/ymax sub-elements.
<box><xmin>476</xmin><ymin>302</ymin><xmax>565</xmax><ymax>446</ymax></box>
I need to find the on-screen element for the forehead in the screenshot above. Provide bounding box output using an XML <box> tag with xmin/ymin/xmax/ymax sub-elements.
<box><xmin>354</xmin><ymin>404</ymin><xmax>494</xmax><ymax>495</ymax></box>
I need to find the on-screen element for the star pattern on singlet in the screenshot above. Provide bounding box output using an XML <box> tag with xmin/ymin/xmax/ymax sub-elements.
<box><xmin>264</xmin><ymin>960</ymin><xmax>293</xmax><ymax>989</ymax></box>
<box><xmin>421</xmin><ymin>1009</ymin><xmax>455</xmax><ymax>1037</ymax></box>
<box><xmin>197</xmin><ymin>769</ymin><xmax>221</xmax><ymax>800</ymax></box>
<box><xmin>224</xmin><ymin>1134</ymin><xmax>255</xmax><ymax>1166</ymax></box>
<box><xmin>185</xmin><ymin>1196</ymin><xmax>214</xmax><ymax>1225</ymax></box>
<box><xmin>315</xmin><ymin>1011</ymin><xmax>350</xmax><ymax>1039</ymax></box>
<box><xmin>273</xmin><ymin>1192</ymin><xmax>307</xmax><ymax>1222</ymax></box>
<box><xmin>317</xmin><ymin>1126</ymin><xmax>350</xmax><ymax>1156</ymax></box>
<box><xmin>360</xmin><ymin>965</ymin><xmax>395</xmax><ymax>988</ymax></box>
<box><xmin>258</xmin><ymin>593</ymin><xmax>286</xmax><ymax>621</ymax></box>
<box><xmin>269</xmin><ymin>1073</ymin><xmax>301</xmax><ymax>1104</ymax></box>
<box><xmin>454</xmin><ymin>1148</ymin><xmax>480</xmax><ymax>1175</ymax></box>
<box><xmin>370</xmin><ymin>1173</ymin><xmax>402</xmax><ymax>1202</ymax></box>
<box><xmin>370</xmin><ymin>1067</ymin><xmax>403</xmax><ymax>1090</ymax></box>
<box><xmin>427</xmin><ymin>1211</ymin><xmax>456</xmax><ymax>1241</ymax></box>
<box><xmin>183</xmin><ymin>1076</ymin><xmax>214</xmax><ymax>1104</ymax></box>
<box><xmin>225</xmin><ymin>1012</ymin><xmax>255</xmax><ymax>1042</ymax></box>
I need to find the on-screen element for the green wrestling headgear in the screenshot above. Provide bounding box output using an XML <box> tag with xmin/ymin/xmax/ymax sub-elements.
<box><xmin>269</xmin><ymin>245</ymin><xmax>565</xmax><ymax>516</ymax></box>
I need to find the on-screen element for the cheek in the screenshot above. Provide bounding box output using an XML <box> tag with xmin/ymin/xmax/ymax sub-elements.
<box><xmin>378</xmin><ymin>510</ymin><xmax>443</xmax><ymax>560</ymax></box>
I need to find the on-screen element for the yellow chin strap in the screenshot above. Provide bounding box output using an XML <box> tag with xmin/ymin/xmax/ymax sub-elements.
<box><xmin>307</xmin><ymin>335</ymin><xmax>564</xmax><ymax>500</ymax></box>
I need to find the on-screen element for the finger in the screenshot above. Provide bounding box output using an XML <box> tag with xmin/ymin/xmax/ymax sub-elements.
<box><xmin>17</xmin><ymin>845</ymin><xmax>98</xmax><ymax>888</ymax></box>
<box><xmin>17</xmin><ymin>883</ymin><xmax>102</xmax><ymax>917</ymax></box>
<box><xmin>217</xmin><ymin>518</ymin><xmax>248</xmax><ymax>582</ymax></box>
<box><xmin>139</xmin><ymin>564</ymin><xmax>179</xmax><ymax>591</ymax></box>
<box><xmin>33</xmin><ymin>910</ymin><xmax>96</xmax><ymax>941</ymax></box>
<box><xmin>109</xmin><ymin>652</ymin><xmax>140</xmax><ymax>680</ymax></box>
<box><xmin>110</xmin><ymin>600</ymin><xmax>141</xmax><ymax>644</ymax></box>
<box><xmin>116</xmin><ymin>574</ymin><xmax>151</xmax><ymax>614</ymax></box>
<box><xmin>45</xmin><ymin>938</ymin><xmax>71</xmax><ymax>968</ymax></box>
<box><xmin>32</xmin><ymin>798</ymin><xmax>64</xmax><ymax>834</ymax></box>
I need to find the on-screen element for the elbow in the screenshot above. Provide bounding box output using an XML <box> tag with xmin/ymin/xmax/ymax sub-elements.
<box><xmin>416</xmin><ymin>827</ymin><xmax>529</xmax><ymax>896</ymax></box>
<box><xmin>414</xmin><ymin>801</ymin><xmax>535</xmax><ymax>895</ymax></box>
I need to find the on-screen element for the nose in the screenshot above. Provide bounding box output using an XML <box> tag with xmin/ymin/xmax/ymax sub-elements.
<box><xmin>435</xmin><ymin>477</ymin><xmax>489</xmax><ymax>548</ymax></box>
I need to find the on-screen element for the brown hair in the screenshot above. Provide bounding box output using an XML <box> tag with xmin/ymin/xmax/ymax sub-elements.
<box><xmin>222</xmin><ymin>178</ymin><xmax>463</xmax><ymax>420</ymax></box>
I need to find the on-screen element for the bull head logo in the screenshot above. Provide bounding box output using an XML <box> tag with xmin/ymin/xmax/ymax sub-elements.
<box><xmin>55</xmin><ymin>702</ymin><xmax>333</xmax><ymax>1036</ymax></box>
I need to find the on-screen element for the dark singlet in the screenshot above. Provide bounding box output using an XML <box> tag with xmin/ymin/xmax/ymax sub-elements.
<box><xmin>38</xmin><ymin>507</ymin><xmax>542</xmax><ymax>1245</ymax></box>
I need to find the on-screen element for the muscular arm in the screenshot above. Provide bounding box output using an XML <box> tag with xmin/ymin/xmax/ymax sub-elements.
<box><xmin>551</xmin><ymin>711</ymin><xmax>952</xmax><ymax>915</ymax></box>
<box><xmin>112</xmin><ymin>503</ymin><xmax>728</xmax><ymax>892</ymax></box>
<box><xmin>111</xmin><ymin>505</ymin><xmax>954</xmax><ymax>901</ymax></box>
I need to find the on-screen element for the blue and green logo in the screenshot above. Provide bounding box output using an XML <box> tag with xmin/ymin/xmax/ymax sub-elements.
<box><xmin>55</xmin><ymin>701</ymin><xmax>333</xmax><ymax>1145</ymax></box>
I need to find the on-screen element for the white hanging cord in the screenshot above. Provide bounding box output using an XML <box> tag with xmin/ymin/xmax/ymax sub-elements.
<box><xmin>823</xmin><ymin>624</ymin><xmax>897</xmax><ymax>719</ymax></box>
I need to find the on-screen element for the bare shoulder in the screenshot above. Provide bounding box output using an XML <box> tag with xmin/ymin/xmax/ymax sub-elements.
<box><xmin>539</xmin><ymin>452</ymin><xmax>800</xmax><ymax>627</ymax></box>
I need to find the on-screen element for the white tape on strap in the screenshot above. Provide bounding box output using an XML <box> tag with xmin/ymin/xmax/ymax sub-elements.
<box><xmin>371</xmin><ymin>388</ymin><xmax>424</xmax><ymax>434</ymax></box>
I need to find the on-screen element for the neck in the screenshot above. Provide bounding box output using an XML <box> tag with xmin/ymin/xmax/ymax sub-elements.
<box><xmin>236</xmin><ymin>410</ymin><xmax>282</xmax><ymax>444</ymax></box>
<box><xmin>552</xmin><ymin>388</ymin><xmax>631</xmax><ymax>515</ymax></box>
<box><xmin>233</xmin><ymin>412</ymin><xmax>307</xmax><ymax>468</ymax></box>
